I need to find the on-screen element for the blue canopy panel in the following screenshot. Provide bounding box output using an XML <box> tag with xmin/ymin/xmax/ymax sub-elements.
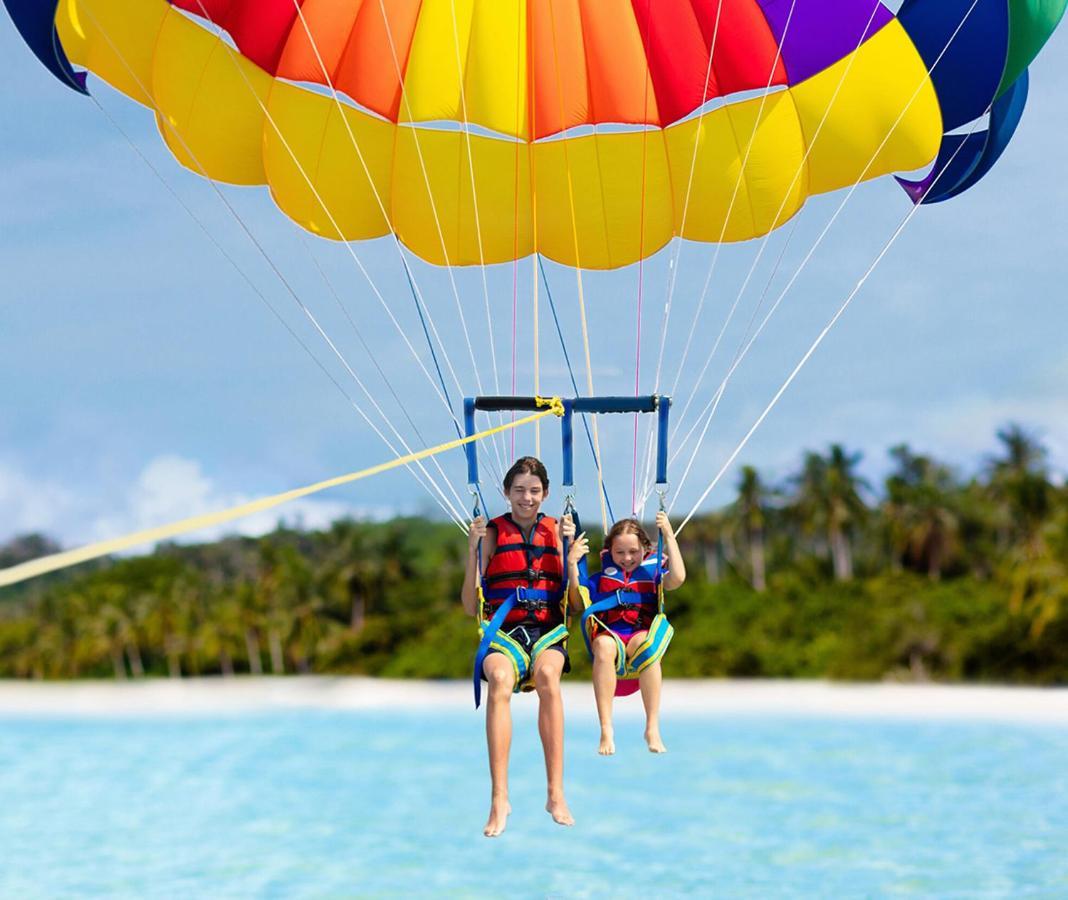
<box><xmin>3</xmin><ymin>0</ymin><xmax>87</xmax><ymax>93</ymax></box>
<box><xmin>896</xmin><ymin>70</ymin><xmax>1029</xmax><ymax>205</ymax></box>
<box><xmin>897</xmin><ymin>0</ymin><xmax>1010</xmax><ymax>132</ymax></box>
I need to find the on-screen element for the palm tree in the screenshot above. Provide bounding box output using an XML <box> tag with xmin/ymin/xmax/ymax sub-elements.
<box><xmin>790</xmin><ymin>446</ymin><xmax>869</xmax><ymax>580</ymax></box>
<box><xmin>679</xmin><ymin>512</ymin><xmax>726</xmax><ymax>583</ymax></box>
<box><xmin>824</xmin><ymin>445</ymin><xmax>869</xmax><ymax>581</ymax></box>
<box><xmin>986</xmin><ymin>424</ymin><xmax>1053</xmax><ymax>551</ymax></box>
<box><xmin>90</xmin><ymin>586</ymin><xmax>131</xmax><ymax>680</ymax></box>
<box><xmin>733</xmin><ymin>466</ymin><xmax>770</xmax><ymax>591</ymax></box>
<box><xmin>883</xmin><ymin>445</ymin><xmax>960</xmax><ymax>580</ymax></box>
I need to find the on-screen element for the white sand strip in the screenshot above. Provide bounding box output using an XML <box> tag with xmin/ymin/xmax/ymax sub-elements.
<box><xmin>0</xmin><ymin>677</ymin><xmax>1066</xmax><ymax>724</ymax></box>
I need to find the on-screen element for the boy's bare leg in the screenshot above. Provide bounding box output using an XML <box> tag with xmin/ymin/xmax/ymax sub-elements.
<box><xmin>636</xmin><ymin>655</ymin><xmax>666</xmax><ymax>753</ymax></box>
<box><xmin>591</xmin><ymin>635</ymin><xmax>619</xmax><ymax>755</ymax></box>
<box><xmin>482</xmin><ymin>655</ymin><xmax>516</xmax><ymax>836</ymax></box>
<box><xmin>532</xmin><ymin>649</ymin><xmax>574</xmax><ymax>826</ymax></box>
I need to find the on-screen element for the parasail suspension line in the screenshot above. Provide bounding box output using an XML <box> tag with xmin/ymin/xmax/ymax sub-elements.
<box><xmin>0</xmin><ymin>403</ymin><xmax>562</xmax><ymax>590</ymax></box>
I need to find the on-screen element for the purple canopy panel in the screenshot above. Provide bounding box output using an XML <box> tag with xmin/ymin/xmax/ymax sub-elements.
<box><xmin>756</xmin><ymin>0</ymin><xmax>895</xmax><ymax>86</ymax></box>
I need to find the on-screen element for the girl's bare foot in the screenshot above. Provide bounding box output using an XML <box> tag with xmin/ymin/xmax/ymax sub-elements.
<box><xmin>598</xmin><ymin>727</ymin><xmax>615</xmax><ymax>756</ymax></box>
<box><xmin>545</xmin><ymin>795</ymin><xmax>575</xmax><ymax>827</ymax></box>
<box><xmin>483</xmin><ymin>798</ymin><xmax>511</xmax><ymax>837</ymax></box>
<box><xmin>645</xmin><ymin>728</ymin><xmax>667</xmax><ymax>753</ymax></box>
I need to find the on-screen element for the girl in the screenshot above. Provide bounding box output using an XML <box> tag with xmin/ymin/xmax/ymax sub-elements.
<box><xmin>461</xmin><ymin>457</ymin><xmax>576</xmax><ymax>837</ymax></box>
<box><xmin>568</xmin><ymin>512</ymin><xmax>686</xmax><ymax>755</ymax></box>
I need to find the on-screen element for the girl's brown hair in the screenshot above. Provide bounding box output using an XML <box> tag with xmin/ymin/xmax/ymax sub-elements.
<box><xmin>503</xmin><ymin>456</ymin><xmax>549</xmax><ymax>492</ymax></box>
<box><xmin>605</xmin><ymin>518</ymin><xmax>653</xmax><ymax>556</ymax></box>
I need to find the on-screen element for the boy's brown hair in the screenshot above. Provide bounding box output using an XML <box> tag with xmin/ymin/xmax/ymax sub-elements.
<box><xmin>503</xmin><ymin>456</ymin><xmax>550</xmax><ymax>492</ymax></box>
<box><xmin>605</xmin><ymin>518</ymin><xmax>653</xmax><ymax>556</ymax></box>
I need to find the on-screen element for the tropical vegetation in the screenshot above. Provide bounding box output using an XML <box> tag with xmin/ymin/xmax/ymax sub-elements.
<box><xmin>1</xmin><ymin>425</ymin><xmax>1066</xmax><ymax>684</ymax></box>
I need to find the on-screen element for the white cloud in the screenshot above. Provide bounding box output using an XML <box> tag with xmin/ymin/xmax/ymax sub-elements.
<box><xmin>915</xmin><ymin>396</ymin><xmax>1068</xmax><ymax>475</ymax></box>
<box><xmin>0</xmin><ymin>461</ymin><xmax>78</xmax><ymax>536</ymax></box>
<box><xmin>0</xmin><ymin>455</ymin><xmax>394</xmax><ymax>552</ymax></box>
<box><xmin>88</xmin><ymin>455</ymin><xmax>383</xmax><ymax>549</ymax></box>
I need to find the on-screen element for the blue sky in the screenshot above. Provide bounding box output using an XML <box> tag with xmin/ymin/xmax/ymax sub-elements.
<box><xmin>2</xmin><ymin>14</ymin><xmax>1068</xmax><ymax>548</ymax></box>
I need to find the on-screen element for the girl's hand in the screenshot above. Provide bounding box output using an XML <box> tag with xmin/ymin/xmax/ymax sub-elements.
<box><xmin>567</xmin><ymin>533</ymin><xmax>589</xmax><ymax>565</ymax></box>
<box><xmin>656</xmin><ymin>510</ymin><xmax>675</xmax><ymax>539</ymax></box>
<box><xmin>561</xmin><ymin>513</ymin><xmax>576</xmax><ymax>541</ymax></box>
<box><xmin>469</xmin><ymin>516</ymin><xmax>488</xmax><ymax>549</ymax></box>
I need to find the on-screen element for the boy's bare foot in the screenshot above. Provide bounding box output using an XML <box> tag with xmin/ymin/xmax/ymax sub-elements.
<box><xmin>645</xmin><ymin>728</ymin><xmax>667</xmax><ymax>753</ymax></box>
<box><xmin>598</xmin><ymin>727</ymin><xmax>615</xmax><ymax>756</ymax></box>
<box><xmin>545</xmin><ymin>796</ymin><xmax>575</xmax><ymax>827</ymax></box>
<box><xmin>483</xmin><ymin>798</ymin><xmax>511</xmax><ymax>837</ymax></box>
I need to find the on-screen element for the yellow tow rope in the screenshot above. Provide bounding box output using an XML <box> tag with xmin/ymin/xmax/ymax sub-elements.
<box><xmin>0</xmin><ymin>399</ymin><xmax>565</xmax><ymax>589</ymax></box>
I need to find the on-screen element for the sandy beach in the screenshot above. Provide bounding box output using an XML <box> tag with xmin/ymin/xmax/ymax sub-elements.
<box><xmin>0</xmin><ymin>677</ymin><xmax>1066</xmax><ymax>724</ymax></box>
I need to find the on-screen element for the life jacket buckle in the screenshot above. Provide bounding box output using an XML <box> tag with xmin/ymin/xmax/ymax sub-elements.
<box><xmin>507</xmin><ymin>625</ymin><xmax>534</xmax><ymax>645</ymax></box>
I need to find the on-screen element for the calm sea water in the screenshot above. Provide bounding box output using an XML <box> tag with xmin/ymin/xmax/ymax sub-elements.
<box><xmin>1</xmin><ymin>702</ymin><xmax>1066</xmax><ymax>898</ymax></box>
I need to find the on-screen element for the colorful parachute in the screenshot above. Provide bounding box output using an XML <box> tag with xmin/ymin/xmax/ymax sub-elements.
<box><xmin>4</xmin><ymin>0</ymin><xmax>1066</xmax><ymax>268</ymax></box>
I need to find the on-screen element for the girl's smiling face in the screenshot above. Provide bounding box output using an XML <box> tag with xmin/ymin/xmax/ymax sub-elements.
<box><xmin>609</xmin><ymin>532</ymin><xmax>645</xmax><ymax>573</ymax></box>
<box><xmin>505</xmin><ymin>472</ymin><xmax>545</xmax><ymax>523</ymax></box>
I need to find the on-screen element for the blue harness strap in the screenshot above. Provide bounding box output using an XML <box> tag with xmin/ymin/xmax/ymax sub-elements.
<box><xmin>473</xmin><ymin>591</ymin><xmax>517</xmax><ymax>709</ymax></box>
<box><xmin>580</xmin><ymin>541</ymin><xmax>673</xmax><ymax>681</ymax></box>
<box><xmin>580</xmin><ymin>593</ymin><xmax>627</xmax><ymax>660</ymax></box>
<box><xmin>474</xmin><ymin>508</ymin><xmax>572</xmax><ymax>709</ymax></box>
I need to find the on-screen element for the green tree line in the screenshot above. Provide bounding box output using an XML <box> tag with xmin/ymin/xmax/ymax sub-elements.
<box><xmin>1</xmin><ymin>425</ymin><xmax>1066</xmax><ymax>683</ymax></box>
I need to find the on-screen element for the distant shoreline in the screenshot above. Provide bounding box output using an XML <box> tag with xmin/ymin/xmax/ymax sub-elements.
<box><xmin>1</xmin><ymin>677</ymin><xmax>1067</xmax><ymax>724</ymax></box>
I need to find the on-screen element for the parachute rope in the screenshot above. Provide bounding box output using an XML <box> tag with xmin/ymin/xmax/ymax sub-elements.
<box><xmin>672</xmin><ymin>1</ymin><xmax>988</xmax><ymax>525</ymax></box>
<box><xmin>0</xmin><ymin>404</ymin><xmax>563</xmax><ymax>590</ymax></box>
<box><xmin>666</xmin><ymin>0</ymin><xmax>888</xmax><ymax>454</ymax></box>
<box><xmin>285</xmin><ymin>1</ymin><xmax>507</xmax><ymax>493</ymax></box>
<box><xmin>631</xmin><ymin>0</ymin><xmax>655</xmax><ymax>516</ymax></box>
<box><xmin>284</xmin><ymin>0</ymin><xmax>509</xmax><ymax>489</ymax></box>
<box><xmin>81</xmin><ymin>95</ymin><xmax>470</xmax><ymax>526</ymax></box>
<box><xmin>666</xmin><ymin>0</ymin><xmax>801</xmax><ymax>405</ymax></box>
<box><xmin>650</xmin><ymin>0</ymin><xmax>984</xmax><ymax>515</ymax></box>
<box><xmin>447</xmin><ymin>0</ymin><xmax>508</xmax><ymax>474</ymax></box>
<box><xmin>640</xmin><ymin>0</ymin><xmax>891</xmax><ymax>511</ymax></box>
<box><xmin>676</xmin><ymin>111</ymin><xmax>986</xmax><ymax>536</ymax></box>
<box><xmin>538</xmin><ymin>257</ymin><xmax>616</xmax><ymax>524</ymax></box>
<box><xmin>648</xmin><ymin>0</ymin><xmax>728</xmax><ymax>406</ymax></box>
<box><xmin>546</xmin><ymin>1</ymin><xmax>609</xmax><ymax>533</ymax></box>
<box><xmin>373</xmin><ymin>0</ymin><xmax>508</xmax><ymax>483</ymax></box>
<box><xmin>81</xmin><ymin>3</ymin><xmax>471</xmax><ymax>526</ymax></box>
<box><xmin>636</xmin><ymin>0</ymin><xmax>730</xmax><ymax>519</ymax></box>
<box><xmin>302</xmin><ymin>233</ymin><xmax>473</xmax><ymax>515</ymax></box>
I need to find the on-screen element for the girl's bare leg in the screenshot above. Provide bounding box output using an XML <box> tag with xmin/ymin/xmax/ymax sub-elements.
<box><xmin>591</xmin><ymin>635</ymin><xmax>619</xmax><ymax>755</ymax></box>
<box><xmin>532</xmin><ymin>649</ymin><xmax>574</xmax><ymax>826</ymax></box>
<box><xmin>636</xmin><ymin>657</ymin><xmax>666</xmax><ymax>753</ymax></box>
<box><xmin>482</xmin><ymin>654</ymin><xmax>515</xmax><ymax>836</ymax></box>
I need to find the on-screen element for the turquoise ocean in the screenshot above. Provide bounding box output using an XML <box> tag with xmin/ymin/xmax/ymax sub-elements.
<box><xmin>2</xmin><ymin>700</ymin><xmax>1066</xmax><ymax>897</ymax></box>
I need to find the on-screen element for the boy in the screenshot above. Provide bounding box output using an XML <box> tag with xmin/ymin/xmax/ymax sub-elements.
<box><xmin>461</xmin><ymin>457</ymin><xmax>575</xmax><ymax>837</ymax></box>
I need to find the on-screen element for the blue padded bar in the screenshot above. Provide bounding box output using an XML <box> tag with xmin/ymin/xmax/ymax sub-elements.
<box><xmin>656</xmin><ymin>396</ymin><xmax>671</xmax><ymax>486</ymax></box>
<box><xmin>561</xmin><ymin>400</ymin><xmax>575</xmax><ymax>489</ymax></box>
<box><xmin>463</xmin><ymin>397</ymin><xmax>479</xmax><ymax>487</ymax></box>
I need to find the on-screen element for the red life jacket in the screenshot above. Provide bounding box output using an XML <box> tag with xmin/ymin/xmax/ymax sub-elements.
<box><xmin>482</xmin><ymin>514</ymin><xmax>564</xmax><ymax>626</ymax></box>
<box><xmin>588</xmin><ymin>553</ymin><xmax>663</xmax><ymax>633</ymax></box>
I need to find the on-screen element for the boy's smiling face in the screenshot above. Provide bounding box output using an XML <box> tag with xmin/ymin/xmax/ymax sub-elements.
<box><xmin>505</xmin><ymin>472</ymin><xmax>546</xmax><ymax>523</ymax></box>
